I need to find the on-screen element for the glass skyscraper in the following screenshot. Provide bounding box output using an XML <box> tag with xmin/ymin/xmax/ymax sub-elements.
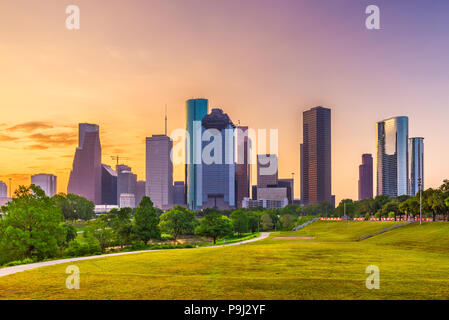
<box><xmin>408</xmin><ymin>137</ymin><xmax>424</xmax><ymax>196</ymax></box>
<box><xmin>186</xmin><ymin>98</ymin><xmax>209</xmax><ymax>210</ymax></box>
<box><xmin>376</xmin><ymin>116</ymin><xmax>409</xmax><ymax>197</ymax></box>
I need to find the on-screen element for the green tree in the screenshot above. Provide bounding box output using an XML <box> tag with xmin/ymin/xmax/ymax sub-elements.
<box><xmin>133</xmin><ymin>197</ymin><xmax>161</xmax><ymax>244</ymax></box>
<box><xmin>380</xmin><ymin>201</ymin><xmax>399</xmax><ymax>219</ymax></box>
<box><xmin>261</xmin><ymin>213</ymin><xmax>274</xmax><ymax>230</ymax></box>
<box><xmin>195</xmin><ymin>212</ymin><xmax>233</xmax><ymax>244</ymax></box>
<box><xmin>280</xmin><ymin>214</ymin><xmax>296</xmax><ymax>230</ymax></box>
<box><xmin>0</xmin><ymin>185</ymin><xmax>64</xmax><ymax>264</ymax></box>
<box><xmin>399</xmin><ymin>197</ymin><xmax>419</xmax><ymax>218</ymax></box>
<box><xmin>53</xmin><ymin>193</ymin><xmax>95</xmax><ymax>221</ymax></box>
<box><xmin>110</xmin><ymin>208</ymin><xmax>134</xmax><ymax>248</ymax></box>
<box><xmin>159</xmin><ymin>206</ymin><xmax>196</xmax><ymax>241</ymax></box>
<box><xmin>230</xmin><ymin>209</ymin><xmax>249</xmax><ymax>237</ymax></box>
<box><xmin>247</xmin><ymin>211</ymin><xmax>262</xmax><ymax>233</ymax></box>
<box><xmin>86</xmin><ymin>214</ymin><xmax>116</xmax><ymax>253</ymax></box>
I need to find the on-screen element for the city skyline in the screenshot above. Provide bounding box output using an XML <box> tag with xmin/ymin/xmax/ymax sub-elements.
<box><xmin>1</xmin><ymin>1</ymin><xmax>448</xmax><ymax>204</ymax></box>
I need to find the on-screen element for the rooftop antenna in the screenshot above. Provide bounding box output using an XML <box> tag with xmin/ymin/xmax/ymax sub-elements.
<box><xmin>165</xmin><ymin>104</ymin><xmax>168</xmax><ymax>136</ymax></box>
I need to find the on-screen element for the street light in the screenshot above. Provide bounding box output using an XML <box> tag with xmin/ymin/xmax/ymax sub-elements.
<box><xmin>418</xmin><ymin>177</ymin><xmax>422</xmax><ymax>225</ymax></box>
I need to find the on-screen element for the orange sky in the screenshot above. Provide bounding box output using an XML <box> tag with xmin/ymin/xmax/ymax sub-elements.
<box><xmin>1</xmin><ymin>1</ymin><xmax>448</xmax><ymax>203</ymax></box>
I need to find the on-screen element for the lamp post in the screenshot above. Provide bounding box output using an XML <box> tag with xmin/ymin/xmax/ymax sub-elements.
<box><xmin>418</xmin><ymin>177</ymin><xmax>422</xmax><ymax>225</ymax></box>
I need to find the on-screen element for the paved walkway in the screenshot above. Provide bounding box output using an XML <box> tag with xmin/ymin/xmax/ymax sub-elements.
<box><xmin>0</xmin><ymin>232</ymin><xmax>269</xmax><ymax>278</ymax></box>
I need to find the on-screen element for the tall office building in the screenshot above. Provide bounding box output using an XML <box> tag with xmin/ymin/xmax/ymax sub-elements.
<box><xmin>67</xmin><ymin>123</ymin><xmax>102</xmax><ymax>204</ymax></box>
<box><xmin>198</xmin><ymin>108</ymin><xmax>236</xmax><ymax>210</ymax></box>
<box><xmin>278</xmin><ymin>178</ymin><xmax>294</xmax><ymax>204</ymax></box>
<box><xmin>376</xmin><ymin>116</ymin><xmax>409</xmax><ymax>197</ymax></box>
<box><xmin>146</xmin><ymin>135</ymin><xmax>173</xmax><ymax>209</ymax></box>
<box><xmin>235</xmin><ymin>126</ymin><xmax>251</xmax><ymax>208</ymax></box>
<box><xmin>173</xmin><ymin>181</ymin><xmax>186</xmax><ymax>205</ymax></box>
<box><xmin>117</xmin><ymin>167</ymin><xmax>137</xmax><ymax>205</ymax></box>
<box><xmin>0</xmin><ymin>181</ymin><xmax>7</xmax><ymax>198</ymax></box>
<box><xmin>101</xmin><ymin>164</ymin><xmax>117</xmax><ymax>205</ymax></box>
<box><xmin>409</xmin><ymin>137</ymin><xmax>424</xmax><ymax>196</ymax></box>
<box><xmin>300</xmin><ymin>106</ymin><xmax>332</xmax><ymax>205</ymax></box>
<box><xmin>31</xmin><ymin>174</ymin><xmax>57</xmax><ymax>197</ymax></box>
<box><xmin>186</xmin><ymin>98</ymin><xmax>209</xmax><ymax>210</ymax></box>
<box><xmin>135</xmin><ymin>180</ymin><xmax>146</xmax><ymax>207</ymax></box>
<box><xmin>257</xmin><ymin>154</ymin><xmax>278</xmax><ymax>188</ymax></box>
<box><xmin>358</xmin><ymin>154</ymin><xmax>373</xmax><ymax>200</ymax></box>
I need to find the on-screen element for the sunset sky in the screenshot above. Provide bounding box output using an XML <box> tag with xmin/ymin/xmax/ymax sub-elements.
<box><xmin>1</xmin><ymin>0</ymin><xmax>448</xmax><ymax>203</ymax></box>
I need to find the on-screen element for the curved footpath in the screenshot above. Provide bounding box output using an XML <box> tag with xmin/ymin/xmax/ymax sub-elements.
<box><xmin>0</xmin><ymin>232</ymin><xmax>269</xmax><ymax>278</ymax></box>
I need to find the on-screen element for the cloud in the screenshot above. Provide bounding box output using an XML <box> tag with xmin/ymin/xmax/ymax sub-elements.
<box><xmin>0</xmin><ymin>134</ymin><xmax>19</xmax><ymax>142</ymax></box>
<box><xmin>28</xmin><ymin>132</ymin><xmax>77</xmax><ymax>147</ymax></box>
<box><xmin>26</xmin><ymin>144</ymin><xmax>49</xmax><ymax>150</ymax></box>
<box><xmin>7</xmin><ymin>121</ymin><xmax>54</xmax><ymax>132</ymax></box>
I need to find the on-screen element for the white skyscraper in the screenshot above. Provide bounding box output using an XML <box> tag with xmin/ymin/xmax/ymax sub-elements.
<box><xmin>31</xmin><ymin>174</ymin><xmax>57</xmax><ymax>196</ymax></box>
<box><xmin>146</xmin><ymin>135</ymin><xmax>173</xmax><ymax>209</ymax></box>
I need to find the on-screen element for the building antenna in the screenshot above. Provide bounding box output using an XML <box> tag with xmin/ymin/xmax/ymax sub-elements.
<box><xmin>165</xmin><ymin>104</ymin><xmax>168</xmax><ymax>136</ymax></box>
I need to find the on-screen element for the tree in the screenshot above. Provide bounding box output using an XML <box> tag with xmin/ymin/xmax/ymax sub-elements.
<box><xmin>380</xmin><ymin>201</ymin><xmax>399</xmax><ymax>219</ymax></box>
<box><xmin>261</xmin><ymin>214</ymin><xmax>274</xmax><ymax>231</ymax></box>
<box><xmin>195</xmin><ymin>212</ymin><xmax>233</xmax><ymax>244</ymax></box>
<box><xmin>399</xmin><ymin>197</ymin><xmax>419</xmax><ymax>218</ymax></box>
<box><xmin>61</xmin><ymin>223</ymin><xmax>77</xmax><ymax>248</ymax></box>
<box><xmin>230</xmin><ymin>209</ymin><xmax>249</xmax><ymax>237</ymax></box>
<box><xmin>53</xmin><ymin>193</ymin><xmax>94</xmax><ymax>221</ymax></box>
<box><xmin>280</xmin><ymin>214</ymin><xmax>296</xmax><ymax>230</ymax></box>
<box><xmin>335</xmin><ymin>199</ymin><xmax>355</xmax><ymax>217</ymax></box>
<box><xmin>86</xmin><ymin>214</ymin><xmax>115</xmax><ymax>253</ymax></box>
<box><xmin>110</xmin><ymin>208</ymin><xmax>134</xmax><ymax>248</ymax></box>
<box><xmin>247</xmin><ymin>211</ymin><xmax>262</xmax><ymax>233</ymax></box>
<box><xmin>0</xmin><ymin>185</ymin><xmax>65</xmax><ymax>264</ymax></box>
<box><xmin>159</xmin><ymin>206</ymin><xmax>196</xmax><ymax>241</ymax></box>
<box><xmin>133</xmin><ymin>197</ymin><xmax>161</xmax><ymax>244</ymax></box>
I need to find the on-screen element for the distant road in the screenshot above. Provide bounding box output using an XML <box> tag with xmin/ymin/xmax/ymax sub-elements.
<box><xmin>0</xmin><ymin>232</ymin><xmax>269</xmax><ymax>278</ymax></box>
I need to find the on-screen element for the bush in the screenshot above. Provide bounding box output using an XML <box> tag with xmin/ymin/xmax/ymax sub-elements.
<box><xmin>63</xmin><ymin>239</ymin><xmax>101</xmax><ymax>257</ymax></box>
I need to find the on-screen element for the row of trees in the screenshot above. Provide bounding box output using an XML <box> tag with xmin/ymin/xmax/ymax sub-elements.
<box><xmin>333</xmin><ymin>180</ymin><xmax>449</xmax><ymax>221</ymax></box>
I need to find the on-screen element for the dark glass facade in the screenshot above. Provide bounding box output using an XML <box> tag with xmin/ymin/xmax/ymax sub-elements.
<box><xmin>358</xmin><ymin>154</ymin><xmax>373</xmax><ymax>200</ymax></box>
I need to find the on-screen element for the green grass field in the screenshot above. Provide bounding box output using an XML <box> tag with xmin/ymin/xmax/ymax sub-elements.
<box><xmin>1</xmin><ymin>221</ymin><xmax>448</xmax><ymax>300</ymax></box>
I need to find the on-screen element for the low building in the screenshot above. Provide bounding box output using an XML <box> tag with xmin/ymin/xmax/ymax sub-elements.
<box><xmin>31</xmin><ymin>174</ymin><xmax>57</xmax><ymax>196</ymax></box>
<box><xmin>119</xmin><ymin>193</ymin><xmax>136</xmax><ymax>208</ymax></box>
<box><xmin>94</xmin><ymin>205</ymin><xmax>119</xmax><ymax>214</ymax></box>
<box><xmin>242</xmin><ymin>197</ymin><xmax>288</xmax><ymax>209</ymax></box>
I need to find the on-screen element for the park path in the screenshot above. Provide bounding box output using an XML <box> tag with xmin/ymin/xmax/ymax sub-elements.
<box><xmin>0</xmin><ymin>232</ymin><xmax>269</xmax><ymax>278</ymax></box>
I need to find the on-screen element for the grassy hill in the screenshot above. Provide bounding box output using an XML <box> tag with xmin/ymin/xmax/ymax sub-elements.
<box><xmin>1</xmin><ymin>222</ymin><xmax>448</xmax><ymax>300</ymax></box>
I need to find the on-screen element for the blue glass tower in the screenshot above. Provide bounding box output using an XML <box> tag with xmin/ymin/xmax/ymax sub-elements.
<box><xmin>376</xmin><ymin>116</ymin><xmax>409</xmax><ymax>197</ymax></box>
<box><xmin>186</xmin><ymin>99</ymin><xmax>209</xmax><ymax>210</ymax></box>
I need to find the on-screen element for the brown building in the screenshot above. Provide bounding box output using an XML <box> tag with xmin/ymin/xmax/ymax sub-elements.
<box><xmin>300</xmin><ymin>106</ymin><xmax>332</xmax><ymax>205</ymax></box>
<box><xmin>358</xmin><ymin>154</ymin><xmax>373</xmax><ymax>200</ymax></box>
<box><xmin>235</xmin><ymin>126</ymin><xmax>251</xmax><ymax>208</ymax></box>
<box><xmin>257</xmin><ymin>154</ymin><xmax>278</xmax><ymax>188</ymax></box>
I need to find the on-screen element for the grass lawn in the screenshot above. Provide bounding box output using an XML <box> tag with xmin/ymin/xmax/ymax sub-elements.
<box><xmin>1</xmin><ymin>222</ymin><xmax>448</xmax><ymax>300</ymax></box>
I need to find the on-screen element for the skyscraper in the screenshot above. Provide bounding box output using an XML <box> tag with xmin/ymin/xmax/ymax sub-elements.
<box><xmin>300</xmin><ymin>106</ymin><xmax>332</xmax><ymax>205</ymax></box>
<box><xmin>376</xmin><ymin>116</ymin><xmax>409</xmax><ymax>197</ymax></box>
<box><xmin>117</xmin><ymin>166</ymin><xmax>137</xmax><ymax>205</ymax></box>
<box><xmin>135</xmin><ymin>180</ymin><xmax>146</xmax><ymax>207</ymax></box>
<box><xmin>358</xmin><ymin>154</ymin><xmax>373</xmax><ymax>200</ymax></box>
<box><xmin>278</xmin><ymin>178</ymin><xmax>294</xmax><ymax>204</ymax></box>
<box><xmin>409</xmin><ymin>137</ymin><xmax>424</xmax><ymax>196</ymax></box>
<box><xmin>198</xmin><ymin>108</ymin><xmax>236</xmax><ymax>210</ymax></box>
<box><xmin>173</xmin><ymin>181</ymin><xmax>186</xmax><ymax>205</ymax></box>
<box><xmin>146</xmin><ymin>135</ymin><xmax>174</xmax><ymax>209</ymax></box>
<box><xmin>0</xmin><ymin>181</ymin><xmax>7</xmax><ymax>198</ymax></box>
<box><xmin>31</xmin><ymin>174</ymin><xmax>57</xmax><ymax>197</ymax></box>
<box><xmin>235</xmin><ymin>126</ymin><xmax>251</xmax><ymax>208</ymax></box>
<box><xmin>257</xmin><ymin>154</ymin><xmax>278</xmax><ymax>188</ymax></box>
<box><xmin>67</xmin><ymin>123</ymin><xmax>102</xmax><ymax>204</ymax></box>
<box><xmin>186</xmin><ymin>98</ymin><xmax>209</xmax><ymax>210</ymax></box>
<box><xmin>101</xmin><ymin>164</ymin><xmax>117</xmax><ymax>205</ymax></box>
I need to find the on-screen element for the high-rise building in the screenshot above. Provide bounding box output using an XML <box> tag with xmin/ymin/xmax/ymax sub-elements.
<box><xmin>186</xmin><ymin>98</ymin><xmax>209</xmax><ymax>210</ymax></box>
<box><xmin>358</xmin><ymin>154</ymin><xmax>373</xmax><ymax>200</ymax></box>
<box><xmin>198</xmin><ymin>108</ymin><xmax>236</xmax><ymax>210</ymax></box>
<box><xmin>257</xmin><ymin>154</ymin><xmax>278</xmax><ymax>188</ymax></box>
<box><xmin>101</xmin><ymin>164</ymin><xmax>117</xmax><ymax>205</ymax></box>
<box><xmin>235</xmin><ymin>126</ymin><xmax>251</xmax><ymax>208</ymax></box>
<box><xmin>67</xmin><ymin>123</ymin><xmax>102</xmax><ymax>204</ymax></box>
<box><xmin>31</xmin><ymin>174</ymin><xmax>57</xmax><ymax>197</ymax></box>
<box><xmin>117</xmin><ymin>167</ymin><xmax>137</xmax><ymax>205</ymax></box>
<box><xmin>376</xmin><ymin>116</ymin><xmax>409</xmax><ymax>197</ymax></box>
<box><xmin>409</xmin><ymin>137</ymin><xmax>424</xmax><ymax>196</ymax></box>
<box><xmin>278</xmin><ymin>178</ymin><xmax>294</xmax><ymax>204</ymax></box>
<box><xmin>146</xmin><ymin>135</ymin><xmax>173</xmax><ymax>209</ymax></box>
<box><xmin>135</xmin><ymin>180</ymin><xmax>146</xmax><ymax>207</ymax></box>
<box><xmin>119</xmin><ymin>193</ymin><xmax>136</xmax><ymax>208</ymax></box>
<box><xmin>173</xmin><ymin>181</ymin><xmax>186</xmax><ymax>205</ymax></box>
<box><xmin>300</xmin><ymin>106</ymin><xmax>332</xmax><ymax>205</ymax></box>
<box><xmin>0</xmin><ymin>181</ymin><xmax>7</xmax><ymax>198</ymax></box>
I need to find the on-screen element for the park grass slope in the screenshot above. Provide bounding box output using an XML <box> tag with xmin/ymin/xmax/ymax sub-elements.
<box><xmin>0</xmin><ymin>221</ymin><xmax>448</xmax><ymax>300</ymax></box>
